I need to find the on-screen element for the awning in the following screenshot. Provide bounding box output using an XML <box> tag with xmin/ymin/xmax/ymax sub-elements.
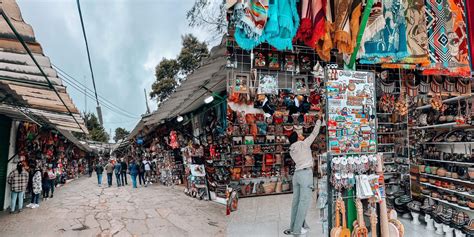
<box><xmin>143</xmin><ymin>41</ymin><xmax>227</xmax><ymax>126</ymax></box>
<box><xmin>0</xmin><ymin>103</ymin><xmax>38</xmax><ymax>123</ymax></box>
<box><xmin>56</xmin><ymin>128</ymin><xmax>92</xmax><ymax>152</ymax></box>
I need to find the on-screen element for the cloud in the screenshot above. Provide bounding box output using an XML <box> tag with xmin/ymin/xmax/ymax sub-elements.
<box><xmin>16</xmin><ymin>0</ymin><xmax>212</xmax><ymax>140</ymax></box>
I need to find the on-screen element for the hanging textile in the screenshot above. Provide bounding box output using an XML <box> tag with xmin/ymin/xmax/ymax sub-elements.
<box><xmin>359</xmin><ymin>0</ymin><xmax>409</xmax><ymax>64</ymax></box>
<box><xmin>294</xmin><ymin>0</ymin><xmax>313</xmax><ymax>43</ymax></box>
<box><xmin>233</xmin><ymin>0</ymin><xmax>269</xmax><ymax>50</ymax></box>
<box><xmin>234</xmin><ymin>0</ymin><xmax>299</xmax><ymax>51</ymax></box>
<box><xmin>315</xmin><ymin>0</ymin><xmax>333</xmax><ymax>61</ymax></box>
<box><xmin>333</xmin><ymin>0</ymin><xmax>362</xmax><ymax>54</ymax></box>
<box><xmin>265</xmin><ymin>0</ymin><xmax>300</xmax><ymax>50</ymax></box>
<box><xmin>358</xmin><ymin>0</ymin><xmax>384</xmax><ymax>56</ymax></box>
<box><xmin>294</xmin><ymin>0</ymin><xmax>327</xmax><ymax>49</ymax></box>
<box><xmin>402</xmin><ymin>0</ymin><xmax>429</xmax><ymax>64</ymax></box>
<box><xmin>465</xmin><ymin>0</ymin><xmax>473</xmax><ymax>72</ymax></box>
<box><xmin>423</xmin><ymin>0</ymin><xmax>470</xmax><ymax>76</ymax></box>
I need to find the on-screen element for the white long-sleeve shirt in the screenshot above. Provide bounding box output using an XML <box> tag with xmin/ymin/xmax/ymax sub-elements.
<box><xmin>289</xmin><ymin>120</ymin><xmax>322</xmax><ymax>171</ymax></box>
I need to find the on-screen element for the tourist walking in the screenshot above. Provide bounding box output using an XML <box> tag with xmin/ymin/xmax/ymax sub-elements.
<box><xmin>143</xmin><ymin>158</ymin><xmax>151</xmax><ymax>187</ymax></box>
<box><xmin>284</xmin><ymin>111</ymin><xmax>322</xmax><ymax>236</ymax></box>
<box><xmin>42</xmin><ymin>171</ymin><xmax>51</xmax><ymax>201</ymax></box>
<box><xmin>138</xmin><ymin>159</ymin><xmax>145</xmax><ymax>186</ymax></box>
<box><xmin>114</xmin><ymin>160</ymin><xmax>122</xmax><ymax>187</ymax></box>
<box><xmin>27</xmin><ymin>166</ymin><xmax>42</xmax><ymax>208</ymax></box>
<box><xmin>95</xmin><ymin>162</ymin><xmax>104</xmax><ymax>186</ymax></box>
<box><xmin>7</xmin><ymin>162</ymin><xmax>29</xmax><ymax>214</ymax></box>
<box><xmin>88</xmin><ymin>162</ymin><xmax>93</xmax><ymax>177</ymax></box>
<box><xmin>105</xmin><ymin>160</ymin><xmax>114</xmax><ymax>187</ymax></box>
<box><xmin>47</xmin><ymin>167</ymin><xmax>56</xmax><ymax>198</ymax></box>
<box><xmin>128</xmin><ymin>160</ymin><xmax>139</xmax><ymax>188</ymax></box>
<box><xmin>120</xmin><ymin>158</ymin><xmax>128</xmax><ymax>186</ymax></box>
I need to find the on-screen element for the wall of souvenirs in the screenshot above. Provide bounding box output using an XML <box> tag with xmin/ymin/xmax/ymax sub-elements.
<box><xmin>15</xmin><ymin>122</ymin><xmax>88</xmax><ymax>181</ymax></box>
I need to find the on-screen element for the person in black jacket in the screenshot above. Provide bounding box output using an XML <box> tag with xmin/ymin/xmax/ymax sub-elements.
<box><xmin>138</xmin><ymin>158</ymin><xmax>145</xmax><ymax>186</ymax></box>
<box><xmin>95</xmin><ymin>162</ymin><xmax>104</xmax><ymax>187</ymax></box>
<box><xmin>120</xmin><ymin>158</ymin><xmax>128</xmax><ymax>186</ymax></box>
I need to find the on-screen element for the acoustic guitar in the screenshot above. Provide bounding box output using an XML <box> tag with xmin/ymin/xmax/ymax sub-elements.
<box><xmin>340</xmin><ymin>199</ymin><xmax>351</xmax><ymax>237</ymax></box>
<box><xmin>352</xmin><ymin>199</ymin><xmax>368</xmax><ymax>237</ymax></box>
<box><xmin>330</xmin><ymin>199</ymin><xmax>342</xmax><ymax>237</ymax></box>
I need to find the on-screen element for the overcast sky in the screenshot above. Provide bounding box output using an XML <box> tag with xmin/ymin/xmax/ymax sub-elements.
<box><xmin>17</xmin><ymin>0</ymin><xmax>211</xmax><ymax>141</ymax></box>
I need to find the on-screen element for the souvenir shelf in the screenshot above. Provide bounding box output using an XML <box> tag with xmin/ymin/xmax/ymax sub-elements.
<box><xmin>409</xmin><ymin>75</ymin><xmax>474</xmax><ymax>231</ymax></box>
<box><xmin>225</xmin><ymin>18</ymin><xmax>327</xmax><ymax>198</ymax></box>
<box><xmin>157</xmin><ymin>150</ymin><xmax>184</xmax><ymax>186</ymax></box>
<box><xmin>375</xmin><ymin>70</ymin><xmax>410</xmax><ymax>197</ymax></box>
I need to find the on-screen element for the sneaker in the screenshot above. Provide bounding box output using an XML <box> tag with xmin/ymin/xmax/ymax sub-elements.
<box><xmin>300</xmin><ymin>228</ymin><xmax>308</xmax><ymax>235</ymax></box>
<box><xmin>31</xmin><ymin>204</ymin><xmax>38</xmax><ymax>209</ymax></box>
<box><xmin>50</xmin><ymin>195</ymin><xmax>53</xmax><ymax>198</ymax></box>
<box><xmin>26</xmin><ymin>203</ymin><xmax>33</xmax><ymax>208</ymax></box>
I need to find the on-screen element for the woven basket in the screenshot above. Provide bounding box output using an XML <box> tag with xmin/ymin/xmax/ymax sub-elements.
<box><xmin>263</xmin><ymin>182</ymin><xmax>276</xmax><ymax>194</ymax></box>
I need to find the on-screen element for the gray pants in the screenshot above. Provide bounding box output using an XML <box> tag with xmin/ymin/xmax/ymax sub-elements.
<box><xmin>290</xmin><ymin>168</ymin><xmax>313</xmax><ymax>233</ymax></box>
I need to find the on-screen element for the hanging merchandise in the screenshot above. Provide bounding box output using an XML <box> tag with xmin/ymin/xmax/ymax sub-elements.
<box><xmin>232</xmin><ymin>0</ymin><xmax>269</xmax><ymax>50</ymax></box>
<box><xmin>402</xmin><ymin>0</ymin><xmax>429</xmax><ymax>65</ymax></box>
<box><xmin>233</xmin><ymin>0</ymin><xmax>300</xmax><ymax>51</ymax></box>
<box><xmin>423</xmin><ymin>0</ymin><xmax>471</xmax><ymax>76</ymax></box>
<box><xmin>359</xmin><ymin>0</ymin><xmax>409</xmax><ymax>64</ymax></box>
<box><xmin>467</xmin><ymin>0</ymin><xmax>474</xmax><ymax>71</ymax></box>
<box><xmin>315</xmin><ymin>1</ymin><xmax>334</xmax><ymax>62</ymax></box>
<box><xmin>294</xmin><ymin>0</ymin><xmax>327</xmax><ymax>49</ymax></box>
<box><xmin>333</xmin><ymin>0</ymin><xmax>362</xmax><ymax>55</ymax></box>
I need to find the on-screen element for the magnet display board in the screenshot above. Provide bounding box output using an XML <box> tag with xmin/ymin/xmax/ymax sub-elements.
<box><xmin>326</xmin><ymin>70</ymin><xmax>377</xmax><ymax>154</ymax></box>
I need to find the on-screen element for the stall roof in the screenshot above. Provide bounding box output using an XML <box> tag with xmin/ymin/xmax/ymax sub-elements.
<box><xmin>0</xmin><ymin>1</ymin><xmax>87</xmax><ymax>134</ymax></box>
<box><xmin>56</xmin><ymin>128</ymin><xmax>92</xmax><ymax>153</ymax></box>
<box><xmin>142</xmin><ymin>41</ymin><xmax>227</xmax><ymax>127</ymax></box>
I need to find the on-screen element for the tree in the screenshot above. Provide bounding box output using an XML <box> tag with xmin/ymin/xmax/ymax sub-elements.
<box><xmin>150</xmin><ymin>58</ymin><xmax>180</xmax><ymax>103</ymax></box>
<box><xmin>187</xmin><ymin>0</ymin><xmax>226</xmax><ymax>41</ymax></box>
<box><xmin>76</xmin><ymin>112</ymin><xmax>109</xmax><ymax>142</ymax></box>
<box><xmin>178</xmin><ymin>34</ymin><xmax>209</xmax><ymax>75</ymax></box>
<box><xmin>113</xmin><ymin>127</ymin><xmax>130</xmax><ymax>142</ymax></box>
<box><xmin>150</xmin><ymin>34</ymin><xmax>209</xmax><ymax>104</ymax></box>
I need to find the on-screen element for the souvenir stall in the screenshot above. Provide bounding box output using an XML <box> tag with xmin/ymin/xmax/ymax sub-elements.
<box><xmin>226</xmin><ymin>0</ymin><xmax>328</xmax><ymax>200</ymax></box>
<box><xmin>146</xmin><ymin>127</ymin><xmax>186</xmax><ymax>186</ymax></box>
<box><xmin>375</xmin><ymin>69</ymin><xmax>411</xmax><ymax>208</ymax></box>
<box><xmin>225</xmin><ymin>0</ymin><xmax>474</xmax><ymax>235</ymax></box>
<box><xmin>406</xmin><ymin>73</ymin><xmax>474</xmax><ymax>235</ymax></box>
<box><xmin>182</xmin><ymin>144</ymin><xmax>209</xmax><ymax>200</ymax></box>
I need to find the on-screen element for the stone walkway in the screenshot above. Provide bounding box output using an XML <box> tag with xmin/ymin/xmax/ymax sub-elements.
<box><xmin>0</xmin><ymin>174</ymin><xmax>431</xmax><ymax>237</ymax></box>
<box><xmin>0</xmin><ymin>174</ymin><xmax>227</xmax><ymax>237</ymax></box>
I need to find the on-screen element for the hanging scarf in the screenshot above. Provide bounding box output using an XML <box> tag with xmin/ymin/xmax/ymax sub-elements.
<box><xmin>402</xmin><ymin>0</ymin><xmax>429</xmax><ymax>64</ymax></box>
<box><xmin>294</xmin><ymin>0</ymin><xmax>313</xmax><ymax>43</ymax></box>
<box><xmin>358</xmin><ymin>0</ymin><xmax>384</xmax><ymax>56</ymax></box>
<box><xmin>334</xmin><ymin>0</ymin><xmax>359</xmax><ymax>54</ymax></box>
<box><xmin>233</xmin><ymin>0</ymin><xmax>269</xmax><ymax>50</ymax></box>
<box><xmin>265</xmin><ymin>0</ymin><xmax>300</xmax><ymax>50</ymax></box>
<box><xmin>359</xmin><ymin>0</ymin><xmax>409</xmax><ymax>64</ymax></box>
<box><xmin>295</xmin><ymin>0</ymin><xmax>327</xmax><ymax>48</ymax></box>
<box><xmin>315</xmin><ymin>0</ymin><xmax>334</xmax><ymax>61</ymax></box>
<box><xmin>467</xmin><ymin>0</ymin><xmax>474</xmax><ymax>71</ymax></box>
<box><xmin>423</xmin><ymin>0</ymin><xmax>470</xmax><ymax>76</ymax></box>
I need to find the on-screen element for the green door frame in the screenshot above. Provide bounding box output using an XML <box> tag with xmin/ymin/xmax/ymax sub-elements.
<box><xmin>0</xmin><ymin>115</ymin><xmax>12</xmax><ymax>211</ymax></box>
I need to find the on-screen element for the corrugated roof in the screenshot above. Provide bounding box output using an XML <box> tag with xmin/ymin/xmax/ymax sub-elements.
<box><xmin>143</xmin><ymin>41</ymin><xmax>227</xmax><ymax>127</ymax></box>
<box><xmin>0</xmin><ymin>0</ymin><xmax>87</xmax><ymax>134</ymax></box>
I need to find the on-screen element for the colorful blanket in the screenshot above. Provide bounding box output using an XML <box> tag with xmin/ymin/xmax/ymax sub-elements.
<box><xmin>424</xmin><ymin>0</ymin><xmax>470</xmax><ymax>76</ymax></box>
<box><xmin>234</xmin><ymin>0</ymin><xmax>269</xmax><ymax>50</ymax></box>
<box><xmin>466</xmin><ymin>0</ymin><xmax>474</xmax><ymax>72</ymax></box>
<box><xmin>403</xmin><ymin>0</ymin><xmax>429</xmax><ymax>64</ymax></box>
<box><xmin>359</xmin><ymin>0</ymin><xmax>409</xmax><ymax>64</ymax></box>
<box><xmin>358</xmin><ymin>0</ymin><xmax>384</xmax><ymax>57</ymax></box>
